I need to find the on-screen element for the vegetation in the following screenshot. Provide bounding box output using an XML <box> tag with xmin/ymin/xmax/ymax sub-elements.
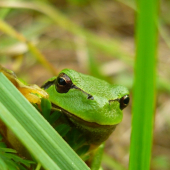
<box><xmin>0</xmin><ymin>0</ymin><xmax>170</xmax><ymax>170</ymax></box>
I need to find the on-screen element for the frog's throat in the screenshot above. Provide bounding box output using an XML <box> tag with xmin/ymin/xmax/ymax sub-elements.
<box><xmin>52</xmin><ymin>103</ymin><xmax>117</xmax><ymax>145</ymax></box>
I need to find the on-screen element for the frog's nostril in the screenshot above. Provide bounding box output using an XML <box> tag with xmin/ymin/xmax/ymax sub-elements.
<box><xmin>87</xmin><ymin>94</ymin><xmax>94</xmax><ymax>100</ymax></box>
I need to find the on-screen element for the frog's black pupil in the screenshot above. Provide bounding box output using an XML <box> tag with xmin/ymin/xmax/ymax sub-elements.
<box><xmin>58</xmin><ymin>77</ymin><xmax>66</xmax><ymax>85</ymax></box>
<box><xmin>124</xmin><ymin>96</ymin><xmax>129</xmax><ymax>105</ymax></box>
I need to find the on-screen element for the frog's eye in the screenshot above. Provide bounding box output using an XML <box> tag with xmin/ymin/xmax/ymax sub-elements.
<box><xmin>119</xmin><ymin>95</ymin><xmax>130</xmax><ymax>110</ymax></box>
<box><xmin>55</xmin><ymin>73</ymin><xmax>73</xmax><ymax>93</ymax></box>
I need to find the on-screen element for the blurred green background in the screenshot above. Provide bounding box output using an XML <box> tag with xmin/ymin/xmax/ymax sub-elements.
<box><xmin>0</xmin><ymin>0</ymin><xmax>170</xmax><ymax>170</ymax></box>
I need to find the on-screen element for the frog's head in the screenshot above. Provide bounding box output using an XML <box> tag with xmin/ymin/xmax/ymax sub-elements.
<box><xmin>42</xmin><ymin>69</ymin><xmax>129</xmax><ymax>144</ymax></box>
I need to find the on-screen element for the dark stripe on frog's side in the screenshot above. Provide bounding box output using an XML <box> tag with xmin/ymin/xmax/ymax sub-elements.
<box><xmin>41</xmin><ymin>79</ymin><xmax>94</xmax><ymax>100</ymax></box>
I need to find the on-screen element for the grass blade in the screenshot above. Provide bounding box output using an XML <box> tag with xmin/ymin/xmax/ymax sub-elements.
<box><xmin>129</xmin><ymin>1</ymin><xmax>159</xmax><ymax>170</ymax></box>
<box><xmin>0</xmin><ymin>19</ymin><xmax>58</xmax><ymax>75</ymax></box>
<box><xmin>0</xmin><ymin>1</ymin><xmax>133</xmax><ymax>64</ymax></box>
<box><xmin>0</xmin><ymin>73</ymin><xmax>89</xmax><ymax>170</ymax></box>
<box><xmin>102</xmin><ymin>154</ymin><xmax>126</xmax><ymax>170</ymax></box>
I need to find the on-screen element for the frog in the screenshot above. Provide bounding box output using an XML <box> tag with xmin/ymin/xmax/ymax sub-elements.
<box><xmin>41</xmin><ymin>68</ymin><xmax>130</xmax><ymax>169</ymax></box>
<box><xmin>0</xmin><ymin>65</ymin><xmax>129</xmax><ymax>170</ymax></box>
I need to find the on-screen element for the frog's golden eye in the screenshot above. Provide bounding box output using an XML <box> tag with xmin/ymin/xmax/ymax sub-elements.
<box><xmin>55</xmin><ymin>73</ymin><xmax>73</xmax><ymax>93</ymax></box>
<box><xmin>119</xmin><ymin>95</ymin><xmax>130</xmax><ymax>110</ymax></box>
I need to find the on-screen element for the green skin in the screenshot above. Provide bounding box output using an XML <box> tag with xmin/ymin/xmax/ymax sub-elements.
<box><xmin>42</xmin><ymin>69</ymin><xmax>129</xmax><ymax>169</ymax></box>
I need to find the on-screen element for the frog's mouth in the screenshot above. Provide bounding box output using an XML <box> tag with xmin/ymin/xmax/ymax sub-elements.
<box><xmin>51</xmin><ymin>103</ymin><xmax>116</xmax><ymax>128</ymax></box>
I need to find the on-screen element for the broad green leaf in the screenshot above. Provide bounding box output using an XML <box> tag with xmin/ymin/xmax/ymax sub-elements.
<box><xmin>0</xmin><ymin>73</ymin><xmax>90</xmax><ymax>170</ymax></box>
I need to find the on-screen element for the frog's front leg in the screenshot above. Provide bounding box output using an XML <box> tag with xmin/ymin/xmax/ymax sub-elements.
<box><xmin>88</xmin><ymin>143</ymin><xmax>105</xmax><ymax>170</ymax></box>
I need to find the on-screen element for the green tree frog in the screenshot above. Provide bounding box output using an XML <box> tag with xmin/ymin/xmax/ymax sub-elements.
<box><xmin>0</xmin><ymin>65</ymin><xmax>129</xmax><ymax>169</ymax></box>
<box><xmin>42</xmin><ymin>68</ymin><xmax>129</xmax><ymax>169</ymax></box>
